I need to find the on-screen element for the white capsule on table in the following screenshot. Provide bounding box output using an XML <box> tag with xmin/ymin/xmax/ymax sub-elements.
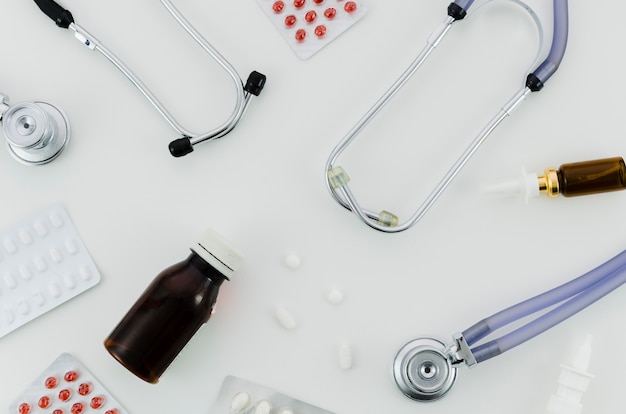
<box><xmin>339</xmin><ymin>342</ymin><xmax>353</xmax><ymax>370</ymax></box>
<box><xmin>276</xmin><ymin>408</ymin><xmax>294</xmax><ymax>414</ymax></box>
<box><xmin>274</xmin><ymin>306</ymin><xmax>297</xmax><ymax>330</ymax></box>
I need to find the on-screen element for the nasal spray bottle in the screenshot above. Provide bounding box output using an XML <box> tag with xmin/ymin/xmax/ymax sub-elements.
<box><xmin>545</xmin><ymin>335</ymin><xmax>594</xmax><ymax>414</ymax></box>
<box><xmin>104</xmin><ymin>229</ymin><xmax>243</xmax><ymax>383</ymax></box>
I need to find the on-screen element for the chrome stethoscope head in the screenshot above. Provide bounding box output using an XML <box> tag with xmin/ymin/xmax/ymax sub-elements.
<box><xmin>393</xmin><ymin>337</ymin><xmax>458</xmax><ymax>401</ymax></box>
<box><xmin>0</xmin><ymin>94</ymin><xmax>70</xmax><ymax>165</ymax></box>
<box><xmin>393</xmin><ymin>333</ymin><xmax>475</xmax><ymax>401</ymax></box>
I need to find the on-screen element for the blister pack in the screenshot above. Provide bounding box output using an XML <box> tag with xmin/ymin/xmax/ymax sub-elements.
<box><xmin>10</xmin><ymin>353</ymin><xmax>127</xmax><ymax>414</ymax></box>
<box><xmin>256</xmin><ymin>0</ymin><xmax>368</xmax><ymax>59</ymax></box>
<box><xmin>210</xmin><ymin>376</ymin><xmax>336</xmax><ymax>414</ymax></box>
<box><xmin>0</xmin><ymin>204</ymin><xmax>101</xmax><ymax>338</ymax></box>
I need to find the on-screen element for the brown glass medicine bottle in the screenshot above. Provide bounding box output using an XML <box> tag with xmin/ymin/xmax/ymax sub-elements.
<box><xmin>104</xmin><ymin>229</ymin><xmax>243</xmax><ymax>383</ymax></box>
<box><xmin>538</xmin><ymin>156</ymin><xmax>626</xmax><ymax>197</ymax></box>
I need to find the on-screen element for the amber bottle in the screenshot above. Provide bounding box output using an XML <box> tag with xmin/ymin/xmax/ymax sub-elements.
<box><xmin>104</xmin><ymin>229</ymin><xmax>243</xmax><ymax>383</ymax></box>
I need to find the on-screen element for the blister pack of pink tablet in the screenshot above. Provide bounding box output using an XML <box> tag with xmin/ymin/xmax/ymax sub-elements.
<box><xmin>9</xmin><ymin>353</ymin><xmax>127</xmax><ymax>414</ymax></box>
<box><xmin>0</xmin><ymin>204</ymin><xmax>101</xmax><ymax>338</ymax></box>
<box><xmin>256</xmin><ymin>0</ymin><xmax>368</xmax><ymax>59</ymax></box>
<box><xmin>210</xmin><ymin>376</ymin><xmax>335</xmax><ymax>414</ymax></box>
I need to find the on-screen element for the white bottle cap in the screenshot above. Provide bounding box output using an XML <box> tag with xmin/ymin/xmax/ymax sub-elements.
<box><xmin>191</xmin><ymin>229</ymin><xmax>244</xmax><ymax>278</ymax></box>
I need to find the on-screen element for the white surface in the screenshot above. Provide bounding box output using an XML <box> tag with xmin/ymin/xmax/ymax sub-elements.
<box><xmin>1</xmin><ymin>1</ymin><xmax>625</xmax><ymax>413</ymax></box>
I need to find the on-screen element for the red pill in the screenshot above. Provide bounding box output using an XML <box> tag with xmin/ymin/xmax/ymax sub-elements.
<box><xmin>58</xmin><ymin>389</ymin><xmax>71</xmax><ymax>402</ymax></box>
<box><xmin>78</xmin><ymin>383</ymin><xmax>92</xmax><ymax>396</ymax></box>
<box><xmin>284</xmin><ymin>14</ymin><xmax>297</xmax><ymax>27</ymax></box>
<box><xmin>90</xmin><ymin>396</ymin><xmax>105</xmax><ymax>409</ymax></box>
<box><xmin>64</xmin><ymin>371</ymin><xmax>78</xmax><ymax>382</ymax></box>
<box><xmin>295</xmin><ymin>29</ymin><xmax>307</xmax><ymax>42</ymax></box>
<box><xmin>293</xmin><ymin>0</ymin><xmax>305</xmax><ymax>8</ymax></box>
<box><xmin>104</xmin><ymin>410</ymin><xmax>119</xmax><ymax>414</ymax></box>
<box><xmin>314</xmin><ymin>25</ymin><xmax>327</xmax><ymax>37</ymax></box>
<box><xmin>45</xmin><ymin>376</ymin><xmax>58</xmax><ymax>389</ymax></box>
<box><xmin>313</xmin><ymin>0</ymin><xmax>324</xmax><ymax>3</ymax></box>
<box><xmin>52</xmin><ymin>410</ymin><xmax>64</xmax><ymax>414</ymax></box>
<box><xmin>38</xmin><ymin>396</ymin><xmax>51</xmax><ymax>409</ymax></box>
<box><xmin>305</xmin><ymin>10</ymin><xmax>317</xmax><ymax>23</ymax></box>
<box><xmin>272</xmin><ymin>1</ymin><xmax>285</xmax><ymax>13</ymax></box>
<box><xmin>71</xmin><ymin>403</ymin><xmax>84</xmax><ymax>414</ymax></box>
<box><xmin>344</xmin><ymin>1</ymin><xmax>357</xmax><ymax>13</ymax></box>
<box><xmin>18</xmin><ymin>403</ymin><xmax>30</xmax><ymax>414</ymax></box>
<box><xmin>324</xmin><ymin>7</ymin><xmax>337</xmax><ymax>19</ymax></box>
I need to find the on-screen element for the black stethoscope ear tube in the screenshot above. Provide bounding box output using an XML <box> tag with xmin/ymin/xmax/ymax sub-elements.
<box><xmin>34</xmin><ymin>0</ymin><xmax>74</xmax><ymax>28</ymax></box>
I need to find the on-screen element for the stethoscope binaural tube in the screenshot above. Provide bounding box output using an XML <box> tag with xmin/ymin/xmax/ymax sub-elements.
<box><xmin>393</xmin><ymin>248</ymin><xmax>626</xmax><ymax>401</ymax></box>
<box><xmin>32</xmin><ymin>0</ymin><xmax>267</xmax><ymax>158</ymax></box>
<box><xmin>326</xmin><ymin>0</ymin><xmax>569</xmax><ymax>232</ymax></box>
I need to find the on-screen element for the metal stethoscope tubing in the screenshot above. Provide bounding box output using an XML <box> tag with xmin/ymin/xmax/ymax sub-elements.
<box><xmin>393</xmin><ymin>248</ymin><xmax>626</xmax><ymax>401</ymax></box>
<box><xmin>32</xmin><ymin>0</ymin><xmax>266</xmax><ymax>158</ymax></box>
<box><xmin>325</xmin><ymin>0</ymin><xmax>568</xmax><ymax>232</ymax></box>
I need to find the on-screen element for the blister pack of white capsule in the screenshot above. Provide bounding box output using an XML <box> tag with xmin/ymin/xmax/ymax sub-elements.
<box><xmin>210</xmin><ymin>376</ymin><xmax>336</xmax><ymax>414</ymax></box>
<box><xmin>0</xmin><ymin>203</ymin><xmax>101</xmax><ymax>338</ymax></box>
<box><xmin>256</xmin><ymin>0</ymin><xmax>368</xmax><ymax>59</ymax></box>
<box><xmin>10</xmin><ymin>353</ymin><xmax>127</xmax><ymax>414</ymax></box>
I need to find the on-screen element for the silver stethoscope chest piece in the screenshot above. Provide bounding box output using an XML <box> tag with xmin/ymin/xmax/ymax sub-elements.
<box><xmin>1</xmin><ymin>97</ymin><xmax>70</xmax><ymax>165</ymax></box>
<box><xmin>393</xmin><ymin>337</ymin><xmax>457</xmax><ymax>401</ymax></box>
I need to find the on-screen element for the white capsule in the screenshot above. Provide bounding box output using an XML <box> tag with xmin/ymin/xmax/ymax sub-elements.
<box><xmin>65</xmin><ymin>239</ymin><xmax>78</xmax><ymax>254</ymax></box>
<box><xmin>274</xmin><ymin>306</ymin><xmax>297</xmax><ymax>330</ymax></box>
<box><xmin>339</xmin><ymin>342</ymin><xmax>353</xmax><ymax>370</ymax></box>
<box><xmin>230</xmin><ymin>392</ymin><xmax>252</xmax><ymax>413</ymax></box>
<box><xmin>284</xmin><ymin>254</ymin><xmax>301</xmax><ymax>270</ymax></box>
<box><xmin>254</xmin><ymin>400</ymin><xmax>272</xmax><ymax>414</ymax></box>
<box><xmin>34</xmin><ymin>221</ymin><xmax>48</xmax><ymax>236</ymax></box>
<box><xmin>18</xmin><ymin>230</ymin><xmax>32</xmax><ymax>245</ymax></box>
<box><xmin>3</xmin><ymin>273</ymin><xmax>17</xmax><ymax>289</ymax></box>
<box><xmin>49</xmin><ymin>248</ymin><xmax>63</xmax><ymax>263</ymax></box>
<box><xmin>3</xmin><ymin>238</ymin><xmax>17</xmax><ymax>254</ymax></box>
<box><xmin>63</xmin><ymin>274</ymin><xmax>77</xmax><ymax>289</ymax></box>
<box><xmin>276</xmin><ymin>408</ymin><xmax>295</xmax><ymax>414</ymax></box>
<box><xmin>48</xmin><ymin>282</ymin><xmax>61</xmax><ymax>298</ymax></box>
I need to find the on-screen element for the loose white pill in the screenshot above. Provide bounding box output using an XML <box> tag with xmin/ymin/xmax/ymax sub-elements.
<box><xmin>276</xmin><ymin>408</ymin><xmax>295</xmax><ymax>414</ymax></box>
<box><xmin>327</xmin><ymin>288</ymin><xmax>344</xmax><ymax>304</ymax></box>
<box><xmin>274</xmin><ymin>306</ymin><xmax>297</xmax><ymax>330</ymax></box>
<box><xmin>230</xmin><ymin>392</ymin><xmax>252</xmax><ymax>413</ymax></box>
<box><xmin>254</xmin><ymin>400</ymin><xmax>272</xmax><ymax>414</ymax></box>
<box><xmin>284</xmin><ymin>254</ymin><xmax>301</xmax><ymax>270</ymax></box>
<box><xmin>339</xmin><ymin>342</ymin><xmax>353</xmax><ymax>370</ymax></box>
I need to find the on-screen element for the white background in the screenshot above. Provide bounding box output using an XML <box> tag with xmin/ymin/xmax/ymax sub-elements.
<box><xmin>1</xmin><ymin>0</ymin><xmax>625</xmax><ymax>413</ymax></box>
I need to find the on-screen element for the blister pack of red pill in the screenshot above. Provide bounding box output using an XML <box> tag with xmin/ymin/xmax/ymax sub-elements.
<box><xmin>10</xmin><ymin>353</ymin><xmax>127</xmax><ymax>414</ymax></box>
<box><xmin>256</xmin><ymin>0</ymin><xmax>368</xmax><ymax>59</ymax></box>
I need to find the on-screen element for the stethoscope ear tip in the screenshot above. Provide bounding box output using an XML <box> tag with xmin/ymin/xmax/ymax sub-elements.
<box><xmin>169</xmin><ymin>137</ymin><xmax>193</xmax><ymax>157</ymax></box>
<box><xmin>244</xmin><ymin>71</ymin><xmax>267</xmax><ymax>96</ymax></box>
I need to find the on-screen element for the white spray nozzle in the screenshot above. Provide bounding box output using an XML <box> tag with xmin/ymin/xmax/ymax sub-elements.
<box><xmin>481</xmin><ymin>167</ymin><xmax>540</xmax><ymax>204</ymax></box>
<box><xmin>545</xmin><ymin>334</ymin><xmax>594</xmax><ymax>414</ymax></box>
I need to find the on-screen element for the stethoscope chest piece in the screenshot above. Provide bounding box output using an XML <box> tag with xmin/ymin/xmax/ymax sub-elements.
<box><xmin>393</xmin><ymin>337</ymin><xmax>457</xmax><ymax>401</ymax></box>
<box><xmin>2</xmin><ymin>100</ymin><xmax>70</xmax><ymax>165</ymax></box>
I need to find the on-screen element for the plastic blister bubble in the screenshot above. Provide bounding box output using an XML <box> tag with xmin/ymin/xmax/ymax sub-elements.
<box><xmin>210</xmin><ymin>376</ymin><xmax>336</xmax><ymax>414</ymax></box>
<box><xmin>0</xmin><ymin>203</ymin><xmax>101</xmax><ymax>338</ymax></box>
<box><xmin>256</xmin><ymin>0</ymin><xmax>368</xmax><ymax>59</ymax></box>
<box><xmin>9</xmin><ymin>353</ymin><xmax>127</xmax><ymax>414</ymax></box>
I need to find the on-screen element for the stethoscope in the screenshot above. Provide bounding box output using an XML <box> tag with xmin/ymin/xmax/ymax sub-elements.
<box><xmin>0</xmin><ymin>93</ymin><xmax>70</xmax><ymax>165</ymax></box>
<box><xmin>393</xmin><ymin>248</ymin><xmax>626</xmax><ymax>401</ymax></box>
<box><xmin>325</xmin><ymin>0</ymin><xmax>568</xmax><ymax>232</ymax></box>
<box><xmin>27</xmin><ymin>0</ymin><xmax>266</xmax><ymax>161</ymax></box>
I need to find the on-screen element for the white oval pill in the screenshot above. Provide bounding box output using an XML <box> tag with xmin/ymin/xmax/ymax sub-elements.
<box><xmin>274</xmin><ymin>306</ymin><xmax>297</xmax><ymax>330</ymax></box>
<box><xmin>18</xmin><ymin>230</ymin><xmax>32</xmax><ymax>245</ymax></box>
<box><xmin>65</xmin><ymin>239</ymin><xmax>78</xmax><ymax>254</ymax></box>
<box><xmin>49</xmin><ymin>248</ymin><xmax>62</xmax><ymax>263</ymax></box>
<box><xmin>3</xmin><ymin>273</ymin><xmax>17</xmax><ymax>289</ymax></box>
<box><xmin>327</xmin><ymin>288</ymin><xmax>344</xmax><ymax>304</ymax></box>
<box><xmin>63</xmin><ymin>274</ymin><xmax>77</xmax><ymax>289</ymax></box>
<box><xmin>49</xmin><ymin>212</ymin><xmax>64</xmax><ymax>228</ymax></box>
<box><xmin>19</xmin><ymin>266</ymin><xmax>32</xmax><ymax>281</ymax></box>
<box><xmin>3</xmin><ymin>238</ymin><xmax>17</xmax><ymax>254</ymax></box>
<box><xmin>284</xmin><ymin>254</ymin><xmax>301</xmax><ymax>270</ymax></box>
<box><xmin>49</xmin><ymin>282</ymin><xmax>61</xmax><ymax>298</ymax></box>
<box><xmin>254</xmin><ymin>401</ymin><xmax>272</xmax><ymax>414</ymax></box>
<box><xmin>276</xmin><ymin>408</ymin><xmax>295</xmax><ymax>414</ymax></box>
<box><xmin>230</xmin><ymin>392</ymin><xmax>251</xmax><ymax>413</ymax></box>
<box><xmin>34</xmin><ymin>221</ymin><xmax>47</xmax><ymax>236</ymax></box>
